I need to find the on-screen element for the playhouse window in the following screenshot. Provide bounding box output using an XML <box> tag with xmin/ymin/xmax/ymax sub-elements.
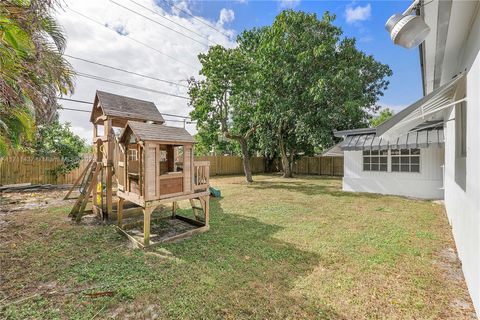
<box><xmin>175</xmin><ymin>146</ymin><xmax>183</xmax><ymax>171</ymax></box>
<box><xmin>159</xmin><ymin>150</ymin><xmax>168</xmax><ymax>162</ymax></box>
<box><xmin>128</xmin><ymin>149</ymin><xmax>138</xmax><ymax>161</ymax></box>
<box><xmin>391</xmin><ymin>149</ymin><xmax>420</xmax><ymax>173</ymax></box>
<box><xmin>363</xmin><ymin>150</ymin><xmax>388</xmax><ymax>172</ymax></box>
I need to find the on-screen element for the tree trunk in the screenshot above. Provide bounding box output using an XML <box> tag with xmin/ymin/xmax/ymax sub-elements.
<box><xmin>239</xmin><ymin>138</ymin><xmax>253</xmax><ymax>183</ymax></box>
<box><xmin>279</xmin><ymin>135</ymin><xmax>292</xmax><ymax>178</ymax></box>
<box><xmin>223</xmin><ymin>130</ymin><xmax>253</xmax><ymax>183</ymax></box>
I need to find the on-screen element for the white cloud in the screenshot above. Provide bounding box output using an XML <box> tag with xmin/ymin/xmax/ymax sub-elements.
<box><xmin>279</xmin><ymin>0</ymin><xmax>301</xmax><ymax>9</ymax></box>
<box><xmin>345</xmin><ymin>3</ymin><xmax>371</xmax><ymax>24</ymax></box>
<box><xmin>55</xmin><ymin>0</ymin><xmax>236</xmax><ymax>142</ymax></box>
<box><xmin>218</xmin><ymin>8</ymin><xmax>234</xmax><ymax>26</ymax></box>
<box><xmin>170</xmin><ymin>0</ymin><xmax>191</xmax><ymax>16</ymax></box>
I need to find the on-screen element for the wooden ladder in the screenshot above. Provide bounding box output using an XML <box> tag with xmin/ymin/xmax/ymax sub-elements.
<box><xmin>189</xmin><ymin>198</ymin><xmax>208</xmax><ymax>222</ymax></box>
<box><xmin>69</xmin><ymin>162</ymin><xmax>101</xmax><ymax>222</ymax></box>
<box><xmin>63</xmin><ymin>159</ymin><xmax>93</xmax><ymax>200</ymax></box>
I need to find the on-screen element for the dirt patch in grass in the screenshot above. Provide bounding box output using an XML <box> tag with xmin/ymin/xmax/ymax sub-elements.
<box><xmin>0</xmin><ymin>175</ymin><xmax>476</xmax><ymax>319</ymax></box>
<box><xmin>125</xmin><ymin>217</ymin><xmax>199</xmax><ymax>243</ymax></box>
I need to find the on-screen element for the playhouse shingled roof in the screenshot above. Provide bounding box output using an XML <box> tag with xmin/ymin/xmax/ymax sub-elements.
<box><xmin>93</xmin><ymin>91</ymin><xmax>165</xmax><ymax>123</ymax></box>
<box><xmin>121</xmin><ymin>121</ymin><xmax>195</xmax><ymax>143</ymax></box>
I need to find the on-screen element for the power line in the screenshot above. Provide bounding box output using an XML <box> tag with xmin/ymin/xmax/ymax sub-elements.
<box><xmin>160</xmin><ymin>0</ymin><xmax>230</xmax><ymax>38</ymax></box>
<box><xmin>57</xmin><ymin>97</ymin><xmax>193</xmax><ymax>119</ymax></box>
<box><xmin>110</xmin><ymin>0</ymin><xmax>208</xmax><ymax>48</ymax></box>
<box><xmin>61</xmin><ymin>107</ymin><xmax>90</xmax><ymax>113</ymax></box>
<box><xmin>65</xmin><ymin>54</ymin><xmax>189</xmax><ymax>88</ymax></box>
<box><xmin>76</xmin><ymin>72</ymin><xmax>189</xmax><ymax>100</ymax></box>
<box><xmin>68</xmin><ymin>6</ymin><xmax>196</xmax><ymax>70</ymax></box>
<box><xmin>60</xmin><ymin>106</ymin><xmax>194</xmax><ymax>123</ymax></box>
<box><xmin>57</xmin><ymin>97</ymin><xmax>90</xmax><ymax>105</ymax></box>
<box><xmin>128</xmin><ymin>0</ymin><xmax>217</xmax><ymax>45</ymax></box>
<box><xmin>124</xmin><ymin>0</ymin><xmax>218</xmax><ymax>46</ymax></box>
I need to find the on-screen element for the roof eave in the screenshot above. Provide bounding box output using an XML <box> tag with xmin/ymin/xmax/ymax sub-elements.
<box><xmin>119</xmin><ymin>124</ymin><xmax>140</xmax><ymax>143</ymax></box>
<box><xmin>333</xmin><ymin>127</ymin><xmax>376</xmax><ymax>138</ymax></box>
<box><xmin>89</xmin><ymin>93</ymin><xmax>101</xmax><ymax>123</ymax></box>
<box><xmin>376</xmin><ymin>74</ymin><xmax>462</xmax><ymax>137</ymax></box>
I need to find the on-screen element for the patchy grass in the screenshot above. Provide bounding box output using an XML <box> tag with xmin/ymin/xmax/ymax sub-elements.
<box><xmin>0</xmin><ymin>175</ymin><xmax>475</xmax><ymax>319</ymax></box>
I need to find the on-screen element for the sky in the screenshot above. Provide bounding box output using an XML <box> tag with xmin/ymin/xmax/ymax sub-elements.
<box><xmin>56</xmin><ymin>0</ymin><xmax>423</xmax><ymax>142</ymax></box>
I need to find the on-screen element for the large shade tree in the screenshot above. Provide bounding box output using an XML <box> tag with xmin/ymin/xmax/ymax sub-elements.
<box><xmin>189</xmin><ymin>46</ymin><xmax>258</xmax><ymax>183</ymax></box>
<box><xmin>250</xmin><ymin>11</ymin><xmax>392</xmax><ymax>177</ymax></box>
<box><xmin>189</xmin><ymin>10</ymin><xmax>392</xmax><ymax>180</ymax></box>
<box><xmin>0</xmin><ymin>0</ymin><xmax>74</xmax><ymax>155</ymax></box>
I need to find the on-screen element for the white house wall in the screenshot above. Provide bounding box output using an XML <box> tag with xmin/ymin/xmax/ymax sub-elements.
<box><xmin>443</xmin><ymin>5</ymin><xmax>480</xmax><ymax>314</ymax></box>
<box><xmin>343</xmin><ymin>148</ymin><xmax>444</xmax><ymax>199</ymax></box>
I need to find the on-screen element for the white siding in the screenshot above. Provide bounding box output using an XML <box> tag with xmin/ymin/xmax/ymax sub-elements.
<box><xmin>343</xmin><ymin>148</ymin><xmax>444</xmax><ymax>199</ymax></box>
<box><xmin>443</xmin><ymin>8</ymin><xmax>480</xmax><ymax>314</ymax></box>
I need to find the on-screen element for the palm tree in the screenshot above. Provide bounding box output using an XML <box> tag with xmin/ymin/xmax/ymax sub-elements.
<box><xmin>0</xmin><ymin>0</ymin><xmax>75</xmax><ymax>155</ymax></box>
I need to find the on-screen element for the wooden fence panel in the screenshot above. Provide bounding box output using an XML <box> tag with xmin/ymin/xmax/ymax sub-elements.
<box><xmin>0</xmin><ymin>155</ymin><xmax>343</xmax><ymax>185</ymax></box>
<box><xmin>250</xmin><ymin>157</ymin><xmax>265</xmax><ymax>173</ymax></box>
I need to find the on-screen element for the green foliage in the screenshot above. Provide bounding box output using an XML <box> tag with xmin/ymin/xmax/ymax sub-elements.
<box><xmin>0</xmin><ymin>0</ymin><xmax>75</xmax><ymax>154</ymax></box>
<box><xmin>370</xmin><ymin>107</ymin><xmax>395</xmax><ymax>127</ymax></box>
<box><xmin>246</xmin><ymin>11</ymin><xmax>392</xmax><ymax>175</ymax></box>
<box><xmin>194</xmin><ymin>130</ymin><xmax>240</xmax><ymax>156</ymax></box>
<box><xmin>189</xmin><ymin>45</ymin><xmax>258</xmax><ymax>181</ymax></box>
<box><xmin>34</xmin><ymin>120</ymin><xmax>87</xmax><ymax>174</ymax></box>
<box><xmin>189</xmin><ymin>11</ymin><xmax>392</xmax><ymax>177</ymax></box>
<box><xmin>189</xmin><ymin>46</ymin><xmax>257</xmax><ymax>140</ymax></box>
<box><xmin>0</xmin><ymin>106</ymin><xmax>35</xmax><ymax>156</ymax></box>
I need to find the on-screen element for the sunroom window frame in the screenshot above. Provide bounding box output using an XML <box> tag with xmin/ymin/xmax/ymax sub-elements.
<box><xmin>362</xmin><ymin>148</ymin><xmax>421</xmax><ymax>173</ymax></box>
<box><xmin>362</xmin><ymin>149</ymin><xmax>388</xmax><ymax>172</ymax></box>
<box><xmin>390</xmin><ymin>148</ymin><xmax>421</xmax><ymax>173</ymax></box>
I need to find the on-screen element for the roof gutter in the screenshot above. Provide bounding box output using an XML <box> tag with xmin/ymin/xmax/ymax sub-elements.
<box><xmin>333</xmin><ymin>127</ymin><xmax>376</xmax><ymax>138</ymax></box>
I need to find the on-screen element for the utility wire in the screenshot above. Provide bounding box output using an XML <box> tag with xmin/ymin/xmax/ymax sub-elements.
<box><xmin>60</xmin><ymin>107</ymin><xmax>91</xmax><ymax>113</ymax></box>
<box><xmin>60</xmin><ymin>107</ymin><xmax>194</xmax><ymax>123</ymax></box>
<box><xmin>57</xmin><ymin>97</ymin><xmax>193</xmax><ymax>119</ymax></box>
<box><xmin>160</xmin><ymin>0</ymin><xmax>230</xmax><ymax>38</ymax></box>
<box><xmin>76</xmin><ymin>72</ymin><xmax>189</xmax><ymax>100</ymax></box>
<box><xmin>68</xmin><ymin>6</ymin><xmax>196</xmax><ymax>70</ymax></box>
<box><xmin>124</xmin><ymin>0</ymin><xmax>218</xmax><ymax>46</ymax></box>
<box><xmin>110</xmin><ymin>0</ymin><xmax>208</xmax><ymax>48</ymax></box>
<box><xmin>60</xmin><ymin>106</ymin><xmax>194</xmax><ymax>123</ymax></box>
<box><xmin>65</xmin><ymin>54</ymin><xmax>189</xmax><ymax>88</ymax></box>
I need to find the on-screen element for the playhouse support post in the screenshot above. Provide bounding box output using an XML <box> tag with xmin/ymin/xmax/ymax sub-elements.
<box><xmin>92</xmin><ymin>166</ymin><xmax>98</xmax><ymax>216</ymax></box>
<box><xmin>117</xmin><ymin>198</ymin><xmax>124</xmax><ymax>228</ymax></box>
<box><xmin>172</xmin><ymin>201</ymin><xmax>177</xmax><ymax>218</ymax></box>
<box><xmin>204</xmin><ymin>195</ymin><xmax>210</xmax><ymax>227</ymax></box>
<box><xmin>199</xmin><ymin>195</ymin><xmax>210</xmax><ymax>227</ymax></box>
<box><xmin>106</xmin><ymin>166</ymin><xmax>113</xmax><ymax>219</ymax></box>
<box><xmin>143</xmin><ymin>207</ymin><xmax>154</xmax><ymax>246</ymax></box>
<box><xmin>105</xmin><ymin>119</ymin><xmax>113</xmax><ymax>220</ymax></box>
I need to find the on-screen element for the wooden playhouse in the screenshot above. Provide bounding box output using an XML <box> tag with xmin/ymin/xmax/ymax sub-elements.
<box><xmin>67</xmin><ymin>91</ymin><xmax>210</xmax><ymax>248</ymax></box>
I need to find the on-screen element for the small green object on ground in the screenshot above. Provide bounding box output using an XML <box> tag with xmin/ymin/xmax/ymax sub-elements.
<box><xmin>209</xmin><ymin>187</ymin><xmax>221</xmax><ymax>197</ymax></box>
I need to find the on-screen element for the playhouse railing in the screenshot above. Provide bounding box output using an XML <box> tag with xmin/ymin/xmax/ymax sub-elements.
<box><xmin>193</xmin><ymin>161</ymin><xmax>210</xmax><ymax>191</ymax></box>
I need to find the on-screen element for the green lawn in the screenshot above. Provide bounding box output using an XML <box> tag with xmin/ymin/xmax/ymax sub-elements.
<box><xmin>0</xmin><ymin>175</ymin><xmax>474</xmax><ymax>319</ymax></box>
